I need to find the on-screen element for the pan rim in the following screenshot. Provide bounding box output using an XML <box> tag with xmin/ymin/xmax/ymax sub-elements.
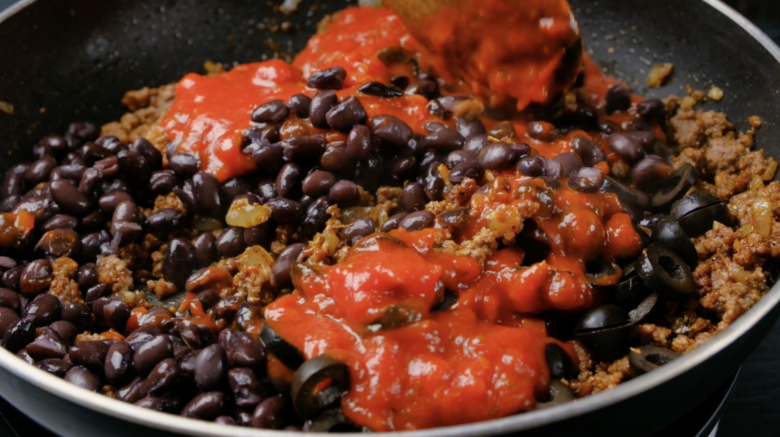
<box><xmin>0</xmin><ymin>0</ymin><xmax>779</xmax><ymax>435</ymax></box>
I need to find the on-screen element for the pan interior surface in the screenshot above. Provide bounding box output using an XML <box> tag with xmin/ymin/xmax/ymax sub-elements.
<box><xmin>0</xmin><ymin>0</ymin><xmax>779</xmax><ymax>436</ymax></box>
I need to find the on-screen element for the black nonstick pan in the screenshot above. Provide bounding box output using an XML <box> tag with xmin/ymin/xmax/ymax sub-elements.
<box><xmin>0</xmin><ymin>0</ymin><xmax>779</xmax><ymax>436</ymax></box>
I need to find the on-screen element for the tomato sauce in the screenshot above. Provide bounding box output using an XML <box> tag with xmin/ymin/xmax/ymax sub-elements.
<box><xmin>157</xmin><ymin>5</ymin><xmax>648</xmax><ymax>430</ymax></box>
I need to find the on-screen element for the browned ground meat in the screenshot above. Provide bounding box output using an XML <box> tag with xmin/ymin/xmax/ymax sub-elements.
<box><xmin>101</xmin><ymin>85</ymin><xmax>177</xmax><ymax>143</ymax></box>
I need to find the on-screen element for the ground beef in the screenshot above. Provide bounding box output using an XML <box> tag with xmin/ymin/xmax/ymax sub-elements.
<box><xmin>48</xmin><ymin>257</ymin><xmax>83</xmax><ymax>305</ymax></box>
<box><xmin>101</xmin><ymin>84</ymin><xmax>176</xmax><ymax>143</ymax></box>
<box><xmin>96</xmin><ymin>254</ymin><xmax>135</xmax><ymax>293</ymax></box>
<box><xmin>636</xmin><ymin>323</ymin><xmax>673</xmax><ymax>348</ymax></box>
<box><xmin>152</xmin><ymin>193</ymin><xmax>186</xmax><ymax>213</ymax></box>
<box><xmin>693</xmin><ymin>223</ymin><xmax>736</xmax><ymax>260</ymax></box>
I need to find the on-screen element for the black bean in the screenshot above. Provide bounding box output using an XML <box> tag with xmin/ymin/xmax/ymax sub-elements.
<box><xmin>444</xmin><ymin>150</ymin><xmax>476</xmax><ymax>169</ymax></box>
<box><xmin>142</xmin><ymin>358</ymin><xmax>179</xmax><ymax>397</ymax></box>
<box><xmin>449</xmin><ymin>161</ymin><xmax>484</xmax><ymax>184</ymax></box>
<box><xmin>381</xmin><ymin>213</ymin><xmax>408</xmax><ymax>232</ymax></box>
<box><xmin>326</xmin><ymin>97</ymin><xmax>367</xmax><ymax>132</ymax></box>
<box><xmin>181</xmin><ymin>392</ymin><xmax>226</xmax><ymax>420</ymax></box>
<box><xmin>81</xmin><ymin>231</ymin><xmax>109</xmax><ymax>261</ymax></box>
<box><xmin>194</xmin><ymin>233</ymin><xmax>218</xmax><ymax>268</ymax></box>
<box><xmin>571</xmin><ymin>135</ymin><xmax>607</xmax><ymax>167</ymax></box>
<box><xmin>117</xmin><ymin>377</ymin><xmax>146</xmax><ymax>403</ymax></box>
<box><xmin>422</xmin><ymin>162</ymin><xmax>445</xmax><ymax>201</ymax></box>
<box><xmin>527</xmin><ymin>121</ymin><xmax>559</xmax><ymax>142</ymax></box>
<box><xmin>217</xmin><ymin>227</ymin><xmax>247</xmax><ymax>258</ymax></box>
<box><xmin>192</xmin><ymin>172</ymin><xmax>222</xmax><ymax>213</ymax></box>
<box><xmin>98</xmin><ymin>191</ymin><xmax>133</xmax><ymax>214</ymax></box>
<box><xmin>329</xmin><ymin>180</ymin><xmax>360</xmax><ymax>207</ymax></box>
<box><xmin>552</xmin><ymin>152</ymin><xmax>582</xmax><ymax>177</ymax></box>
<box><xmin>85</xmin><ymin>284</ymin><xmax>110</xmax><ymax>304</ymax></box>
<box><xmin>346</xmin><ymin>125</ymin><xmax>372</xmax><ymax>161</ymax></box>
<box><xmin>227</xmin><ymin>331</ymin><xmax>266</xmax><ymax>369</ymax></box>
<box><xmin>110</xmin><ymin>201</ymin><xmax>142</xmax><ymax>248</ymax></box>
<box><xmin>310</xmin><ymin>91</ymin><xmax>339</xmax><ymax>129</ymax></box>
<box><xmin>19</xmin><ymin>259</ymin><xmax>53</xmax><ymax>297</ymax></box>
<box><xmin>0</xmin><ymin>288</ymin><xmax>20</xmax><ymax>312</ymax></box>
<box><xmin>49</xmin><ymin>320</ymin><xmax>77</xmax><ymax>345</ymax></box>
<box><xmin>478</xmin><ymin>142</ymin><xmax>515</xmax><ymax>171</ymax></box>
<box><xmin>302</xmin><ymin>171</ymin><xmax>336</xmax><ymax>198</ymax></box>
<box><xmin>146</xmin><ymin>208</ymin><xmax>187</xmax><ymax>233</ymax></box>
<box><xmin>489</xmin><ymin>121</ymin><xmax>517</xmax><ymax>140</ymax></box>
<box><xmin>439</xmin><ymin>207</ymin><xmax>470</xmax><ymax>231</ymax></box>
<box><xmin>57</xmin><ymin>163</ymin><xmax>87</xmax><ymax>181</ymax></box>
<box><xmin>390</xmin><ymin>156</ymin><xmax>417</xmax><ymax>181</ymax></box>
<box><xmin>23</xmin><ymin>293</ymin><xmax>61</xmax><ymax>327</ymax></box>
<box><xmin>0</xmin><ymin>307</ymin><xmax>18</xmax><ymax>338</ymax></box>
<box><xmin>35</xmin><ymin>358</ymin><xmax>73</xmax><ymax>378</ymax></box>
<box><xmin>307</xmin><ymin>66</ymin><xmax>347</xmax><ymax>90</ymax></box>
<box><xmin>61</xmin><ymin>302</ymin><xmax>91</xmax><ymax>332</ymax></box>
<box><xmin>281</xmin><ymin>135</ymin><xmax>327</xmax><ymax>162</ymax></box>
<box><xmin>135</xmin><ymin>396</ymin><xmax>184</xmax><ymax>414</ymax></box>
<box><xmin>220</xmin><ymin>179</ymin><xmax>252</xmax><ymax>204</ymax></box>
<box><xmin>64</xmin><ymin>366</ymin><xmax>101</xmax><ymax>392</ymax></box>
<box><xmin>41</xmin><ymin>214</ymin><xmax>78</xmax><ymax>232</ymax></box>
<box><xmin>134</xmin><ymin>335</ymin><xmax>174</xmax><ymax>375</ymax></box>
<box><xmin>244</xmin><ymin>125</ymin><xmax>281</xmax><ymax>145</ymax></box>
<box><xmin>49</xmin><ymin>179</ymin><xmax>91</xmax><ymax>216</ymax></box>
<box><xmin>319</xmin><ymin>142</ymin><xmax>353</xmax><ymax>173</ymax></box>
<box><xmin>637</xmin><ymin>98</ymin><xmax>666</xmax><ymax>121</ymax></box>
<box><xmin>27</xmin><ymin>329</ymin><xmax>68</xmax><ymax>360</ymax></box>
<box><xmin>77</xmin><ymin>167</ymin><xmax>103</xmax><ymax>194</ymax></box>
<box><xmin>69</xmin><ymin>341</ymin><xmax>109</xmax><ymax>373</ymax></box>
<box><xmin>288</xmin><ymin>94</ymin><xmax>312</xmax><ymax>119</ymax></box>
<box><xmin>423</xmin><ymin>127</ymin><xmax>464</xmax><ymax>152</ymax></box>
<box><xmin>271</xmin><ymin>243</ymin><xmax>305</xmax><ymax>289</ymax></box>
<box><xmin>417</xmin><ymin>79</ymin><xmax>441</xmax><ymax>100</ymax></box>
<box><xmin>427</xmin><ymin>98</ymin><xmax>447</xmax><ymax>118</ymax></box>
<box><xmin>24</xmin><ymin>156</ymin><xmax>57</xmax><ymax>185</ymax></box>
<box><xmin>116</xmin><ymin>150</ymin><xmax>152</xmax><ymax>187</ymax></box>
<box><xmin>399</xmin><ymin>210</ymin><xmax>435</xmax><ymax>231</ymax></box>
<box><xmin>0</xmin><ymin>257</ymin><xmax>15</xmax><ymax>269</ymax></box>
<box><xmin>36</xmin><ymin>228</ymin><xmax>80</xmax><ymax>257</ymax></box>
<box><xmin>301</xmin><ymin>197</ymin><xmax>330</xmax><ymax>240</ymax></box>
<box><xmin>126</xmin><ymin>326</ymin><xmax>161</xmax><ymax>352</ymax></box>
<box><xmin>192</xmin><ymin>290</ymin><xmax>221</xmax><ymax>313</ymax></box>
<box><xmin>248</xmin><ymin>141</ymin><xmax>285</xmax><ymax>172</ymax></box>
<box><xmin>0</xmin><ymin>195</ymin><xmax>20</xmax><ymax>213</ymax></box>
<box><xmin>341</xmin><ymin>217</ymin><xmax>376</xmax><ymax>245</ymax></box>
<box><xmin>358</xmin><ymin>81</ymin><xmax>404</xmax><ymax>97</ymax></box>
<box><xmin>1</xmin><ymin>317</ymin><xmax>34</xmax><ymax>352</ymax></box>
<box><xmin>463</xmin><ymin>134</ymin><xmax>490</xmax><ymax>154</ymax></box>
<box><xmin>149</xmin><ymin>170</ymin><xmax>178</xmax><ymax>192</ymax></box>
<box><xmin>568</xmin><ymin>167</ymin><xmax>605</xmax><ymax>193</ymax></box>
<box><xmin>40</xmin><ymin>134</ymin><xmax>69</xmax><ymax>155</ymax></box>
<box><xmin>244</xmin><ymin>223</ymin><xmax>272</xmax><ymax>248</ymax></box>
<box><xmin>572</xmin><ymin>107</ymin><xmax>599</xmax><ymax>129</ymax></box>
<box><xmin>266</xmin><ymin>198</ymin><xmax>303</xmax><ymax>224</ymax></box>
<box><xmin>0</xmin><ymin>172</ymin><xmax>23</xmax><ymax>200</ymax></box>
<box><xmin>606</xmin><ymin>85</ymin><xmax>632</xmax><ymax>114</ymax></box>
<box><xmin>251</xmin><ymin>395</ymin><xmax>291</xmax><ymax>429</ymax></box>
<box><xmin>252</xmin><ymin>100</ymin><xmax>289</xmax><ymax>124</ymax></box>
<box><xmin>401</xmin><ymin>183</ymin><xmax>427</xmax><ymax>212</ymax></box>
<box><xmin>632</xmin><ymin>156</ymin><xmax>674</xmax><ymax>191</ymax></box>
<box><xmin>163</xmin><ymin>238</ymin><xmax>197</xmax><ymax>290</ymax></box>
<box><xmin>601</xmin><ymin>120</ymin><xmax>625</xmax><ymax>136</ymax></box>
<box><xmin>371</xmin><ymin>115</ymin><xmax>413</xmax><ymax>149</ymax></box>
<box><xmin>455</xmin><ymin>118</ymin><xmax>485</xmax><ymax>139</ymax></box>
<box><xmin>67</xmin><ymin>122</ymin><xmax>99</xmax><ymax>141</ymax></box>
<box><xmin>103</xmin><ymin>299</ymin><xmax>130</xmax><ymax>332</ymax></box>
<box><xmin>194</xmin><ymin>344</ymin><xmax>228</xmax><ymax>391</ymax></box>
<box><xmin>228</xmin><ymin>367</ymin><xmax>267</xmax><ymax>408</ymax></box>
<box><xmin>169</xmin><ymin>152</ymin><xmax>200</xmax><ymax>177</ymax></box>
<box><xmin>128</xmin><ymin>137</ymin><xmax>161</xmax><ymax>169</ymax></box>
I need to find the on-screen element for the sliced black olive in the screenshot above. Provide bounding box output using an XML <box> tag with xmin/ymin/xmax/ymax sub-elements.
<box><xmin>601</xmin><ymin>176</ymin><xmax>649</xmax><ymax>216</ymax></box>
<box><xmin>291</xmin><ymin>356</ymin><xmax>349</xmax><ymax>419</ymax></box>
<box><xmin>628</xmin><ymin>292</ymin><xmax>660</xmax><ymax>325</ymax></box>
<box><xmin>677</xmin><ymin>203</ymin><xmax>730</xmax><ymax>238</ymax></box>
<box><xmin>584</xmin><ymin>259</ymin><xmax>620</xmax><ymax>286</ymax></box>
<box><xmin>652</xmin><ymin>142</ymin><xmax>673</xmax><ymax>164</ymax></box>
<box><xmin>534</xmin><ymin>380</ymin><xmax>575</xmax><ymax>410</ymax></box>
<box><xmin>545</xmin><ymin>343</ymin><xmax>573</xmax><ymax>379</ymax></box>
<box><xmin>651</xmin><ymin>163</ymin><xmax>697</xmax><ymax>208</ymax></box>
<box><xmin>431</xmin><ymin>290</ymin><xmax>457</xmax><ymax>312</ymax></box>
<box><xmin>357</xmin><ymin>82</ymin><xmax>404</xmax><ymax>98</ymax></box>
<box><xmin>574</xmin><ymin>304</ymin><xmax>630</xmax><ymax>332</ymax></box>
<box><xmin>671</xmin><ymin>190</ymin><xmax>720</xmax><ymax>219</ymax></box>
<box><xmin>610</xmin><ymin>266</ymin><xmax>650</xmax><ymax>311</ymax></box>
<box><xmin>629</xmin><ymin>345</ymin><xmax>681</xmax><ymax>376</ymax></box>
<box><xmin>633</xmin><ymin>222</ymin><xmax>652</xmax><ymax>249</ymax></box>
<box><xmin>574</xmin><ymin>305</ymin><xmax>635</xmax><ymax>362</ymax></box>
<box><xmin>305</xmin><ymin>408</ymin><xmax>363</xmax><ymax>433</ymax></box>
<box><xmin>260</xmin><ymin>324</ymin><xmax>304</xmax><ymax>370</ymax></box>
<box><xmin>651</xmin><ymin>219</ymin><xmax>697</xmax><ymax>267</ymax></box>
<box><xmin>636</xmin><ymin>244</ymin><xmax>695</xmax><ymax>297</ymax></box>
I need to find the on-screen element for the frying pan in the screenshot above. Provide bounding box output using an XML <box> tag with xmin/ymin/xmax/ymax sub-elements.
<box><xmin>0</xmin><ymin>0</ymin><xmax>778</xmax><ymax>435</ymax></box>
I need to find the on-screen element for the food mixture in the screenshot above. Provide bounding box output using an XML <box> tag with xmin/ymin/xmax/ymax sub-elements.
<box><xmin>0</xmin><ymin>2</ymin><xmax>776</xmax><ymax>433</ymax></box>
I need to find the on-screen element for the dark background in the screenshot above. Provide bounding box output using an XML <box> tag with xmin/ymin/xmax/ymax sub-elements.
<box><xmin>0</xmin><ymin>0</ymin><xmax>778</xmax><ymax>436</ymax></box>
